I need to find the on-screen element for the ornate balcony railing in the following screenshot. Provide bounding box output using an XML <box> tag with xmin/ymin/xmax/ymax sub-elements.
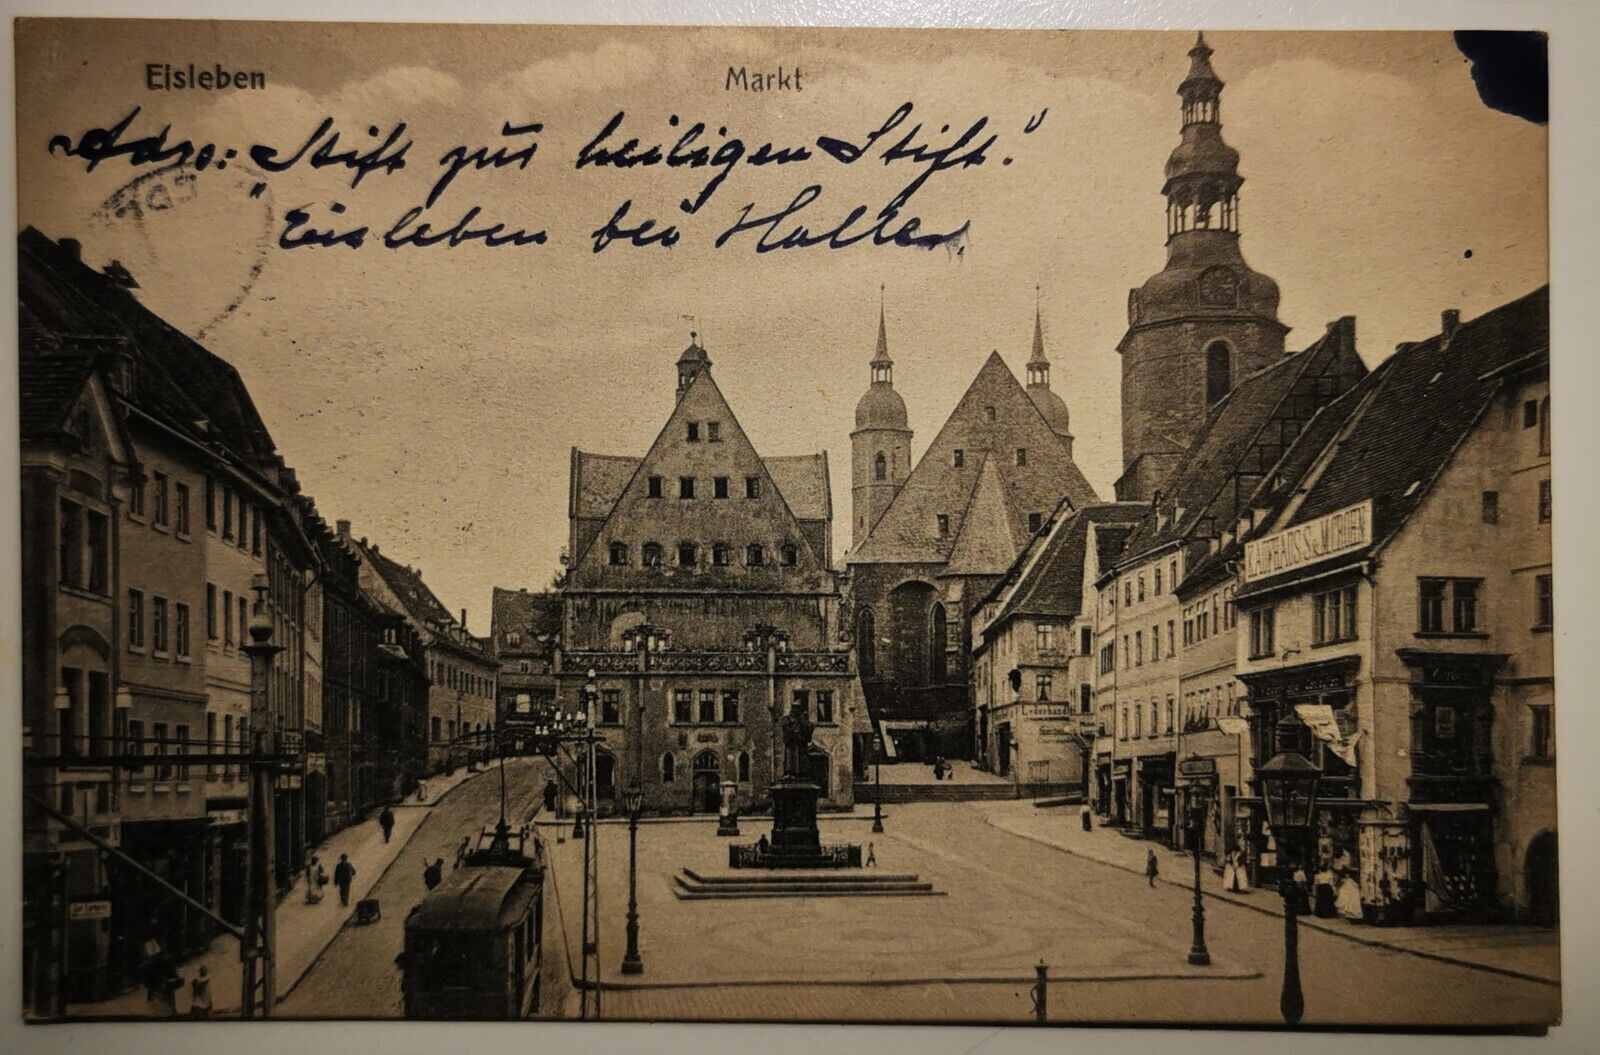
<box><xmin>558</xmin><ymin>648</ymin><xmax>853</xmax><ymax>676</ymax></box>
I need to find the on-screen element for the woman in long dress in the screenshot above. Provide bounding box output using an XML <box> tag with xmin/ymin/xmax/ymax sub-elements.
<box><xmin>1336</xmin><ymin>869</ymin><xmax>1364</xmax><ymax>920</ymax></box>
<box><xmin>1220</xmin><ymin>851</ymin><xmax>1238</xmax><ymax>892</ymax></box>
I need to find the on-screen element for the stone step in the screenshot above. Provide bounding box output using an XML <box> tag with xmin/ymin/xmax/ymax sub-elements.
<box><xmin>683</xmin><ymin>867</ymin><xmax>920</xmax><ymax>885</ymax></box>
<box><xmin>672</xmin><ymin>867</ymin><xmax>943</xmax><ymax>899</ymax></box>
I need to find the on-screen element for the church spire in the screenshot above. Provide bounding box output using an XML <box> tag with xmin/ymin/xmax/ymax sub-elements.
<box><xmin>1027</xmin><ymin>286</ymin><xmax>1049</xmax><ymax>388</ymax></box>
<box><xmin>870</xmin><ymin>284</ymin><xmax>893</xmax><ymax>383</ymax></box>
<box><xmin>1164</xmin><ymin>30</ymin><xmax>1242</xmax><ymax>244</ymax></box>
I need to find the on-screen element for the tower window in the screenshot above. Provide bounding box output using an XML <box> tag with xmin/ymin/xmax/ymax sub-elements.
<box><xmin>1205</xmin><ymin>341</ymin><xmax>1232</xmax><ymax>405</ymax></box>
<box><xmin>874</xmin><ymin>452</ymin><xmax>886</xmax><ymax>481</ymax></box>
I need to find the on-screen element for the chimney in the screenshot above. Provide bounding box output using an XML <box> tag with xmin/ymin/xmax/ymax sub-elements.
<box><xmin>59</xmin><ymin>237</ymin><xmax>81</xmax><ymax>262</ymax></box>
<box><xmin>336</xmin><ymin>519</ymin><xmax>351</xmax><ymax>538</ymax></box>
<box><xmin>1441</xmin><ymin>309</ymin><xmax>1461</xmax><ymax>346</ymax></box>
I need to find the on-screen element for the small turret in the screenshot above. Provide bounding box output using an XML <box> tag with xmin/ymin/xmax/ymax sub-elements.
<box><xmin>677</xmin><ymin>332</ymin><xmax>710</xmax><ymax>399</ymax></box>
<box><xmin>1024</xmin><ymin>295</ymin><xmax>1073</xmax><ymax>452</ymax></box>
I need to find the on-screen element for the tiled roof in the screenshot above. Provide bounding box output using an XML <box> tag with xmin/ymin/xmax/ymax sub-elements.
<box><xmin>358</xmin><ymin>541</ymin><xmax>493</xmax><ymax>659</ymax></box>
<box><xmin>1118</xmin><ymin>318</ymin><xmax>1366</xmax><ymax>568</ymax></box>
<box><xmin>19</xmin><ymin>336</ymin><xmax>100</xmax><ymax>440</ymax></box>
<box><xmin>849</xmin><ymin>351</ymin><xmax>1101</xmax><ymax>565</ymax></box>
<box><xmin>18</xmin><ymin>227</ymin><xmax>280</xmax><ymax>467</ymax></box>
<box><xmin>489</xmin><ymin>586</ymin><xmax>562</xmax><ymax>655</ymax></box>
<box><xmin>763</xmin><ymin>453</ymin><xmax>831</xmax><ymax>522</ymax></box>
<box><xmin>981</xmin><ymin>502</ymin><xmax>1145</xmax><ymax>633</ymax></box>
<box><xmin>1095</xmin><ymin>523</ymin><xmax>1136</xmax><ymax>572</ymax></box>
<box><xmin>1235</xmin><ymin>286</ymin><xmax>1549</xmax><ymax>596</ymax></box>
<box><xmin>570</xmin><ymin>451</ymin><xmax>830</xmax><ymax>522</ymax></box>
<box><xmin>943</xmin><ymin>455</ymin><xmax>1020</xmax><ymax>576</ymax></box>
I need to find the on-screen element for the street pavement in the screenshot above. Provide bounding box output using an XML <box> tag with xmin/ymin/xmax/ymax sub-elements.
<box><xmin>974</xmin><ymin>800</ymin><xmax>1562</xmax><ymax>985</ymax></box>
<box><xmin>279</xmin><ymin>756</ymin><xmax>568</xmax><ymax>1019</ymax></box>
<box><xmin>90</xmin><ymin>785</ymin><xmax>1562</xmax><ymax>1028</ymax></box>
<box><xmin>65</xmin><ymin>762</ymin><xmax>482</xmax><ymax>1019</ymax></box>
<box><xmin>542</xmin><ymin>802</ymin><xmax>1560</xmax><ymax>1028</ymax></box>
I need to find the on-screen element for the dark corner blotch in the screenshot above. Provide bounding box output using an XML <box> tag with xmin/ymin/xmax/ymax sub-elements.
<box><xmin>1454</xmin><ymin>30</ymin><xmax>1547</xmax><ymax>125</ymax></box>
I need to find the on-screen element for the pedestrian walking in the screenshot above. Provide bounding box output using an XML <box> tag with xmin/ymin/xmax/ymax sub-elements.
<box><xmin>865</xmin><ymin>841</ymin><xmax>877</xmax><ymax>867</ymax></box>
<box><xmin>1080</xmin><ymin>803</ymin><xmax>1093</xmax><ymax>832</ymax></box>
<box><xmin>424</xmin><ymin>857</ymin><xmax>444</xmax><ymax>891</ymax></box>
<box><xmin>1220</xmin><ymin>850</ymin><xmax>1238</xmax><ymax>892</ymax></box>
<box><xmin>379</xmin><ymin>806</ymin><xmax>396</xmax><ymax>844</ymax></box>
<box><xmin>757</xmin><ymin>833</ymin><xmax>770</xmax><ymax>856</ymax></box>
<box><xmin>416</xmin><ymin>779</ymin><xmax>428</xmax><ymax>802</ymax></box>
<box><xmin>188</xmin><ymin>965</ymin><xmax>213</xmax><ymax>1019</ymax></box>
<box><xmin>543</xmin><ymin>779</ymin><xmax>559</xmax><ymax>814</ymax></box>
<box><xmin>141</xmin><ymin>923</ymin><xmax>177</xmax><ymax>1019</ymax></box>
<box><xmin>1145</xmin><ymin>848</ymin><xmax>1159</xmax><ymax>887</ymax></box>
<box><xmin>305</xmin><ymin>855</ymin><xmax>326</xmax><ymax>904</ymax></box>
<box><xmin>333</xmin><ymin>853</ymin><xmax>356</xmax><ymax>906</ymax></box>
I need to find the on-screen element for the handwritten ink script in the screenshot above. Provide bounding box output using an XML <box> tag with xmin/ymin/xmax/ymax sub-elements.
<box><xmin>46</xmin><ymin>103</ymin><xmax>1047</xmax><ymax>255</ymax></box>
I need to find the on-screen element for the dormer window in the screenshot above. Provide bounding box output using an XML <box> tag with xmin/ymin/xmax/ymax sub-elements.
<box><xmin>687</xmin><ymin>421</ymin><xmax>701</xmax><ymax>442</ymax></box>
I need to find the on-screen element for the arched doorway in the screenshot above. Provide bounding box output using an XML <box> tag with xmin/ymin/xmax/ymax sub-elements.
<box><xmin>1525</xmin><ymin>831</ymin><xmax>1559</xmax><ymax>925</ymax></box>
<box><xmin>806</xmin><ymin>747</ymin><xmax>830</xmax><ymax>798</ymax></box>
<box><xmin>691</xmin><ymin>750</ymin><xmax>721</xmax><ymax>814</ymax></box>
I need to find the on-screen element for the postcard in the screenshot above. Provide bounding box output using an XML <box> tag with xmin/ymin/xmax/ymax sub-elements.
<box><xmin>14</xmin><ymin>17</ymin><xmax>1555</xmax><ymax>1032</ymax></box>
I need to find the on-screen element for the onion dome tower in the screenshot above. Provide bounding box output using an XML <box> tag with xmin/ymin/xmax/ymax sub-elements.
<box><xmin>1024</xmin><ymin>294</ymin><xmax>1075</xmax><ymax>457</ymax></box>
<box><xmin>1117</xmin><ymin>32</ymin><xmax>1287</xmax><ymax>502</ymax></box>
<box><xmin>851</xmin><ymin>289</ymin><xmax>913</xmax><ymax>548</ymax></box>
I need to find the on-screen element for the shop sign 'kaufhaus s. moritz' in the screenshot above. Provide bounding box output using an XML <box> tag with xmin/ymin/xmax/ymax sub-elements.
<box><xmin>1243</xmin><ymin>500</ymin><xmax>1373</xmax><ymax>584</ymax></box>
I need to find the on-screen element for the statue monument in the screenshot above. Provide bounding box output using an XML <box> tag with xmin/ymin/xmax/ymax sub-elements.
<box><xmin>729</xmin><ymin>701</ymin><xmax>861</xmax><ymax>868</ymax></box>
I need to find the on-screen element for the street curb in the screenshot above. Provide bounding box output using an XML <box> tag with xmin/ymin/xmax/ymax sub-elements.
<box><xmin>251</xmin><ymin>765</ymin><xmax>489</xmax><ymax>1012</ymax></box>
<box><xmin>977</xmin><ymin>811</ymin><xmax>1561</xmax><ymax>989</ymax></box>
<box><xmin>583</xmin><ymin>968</ymin><xmax>1266</xmax><ymax>993</ymax></box>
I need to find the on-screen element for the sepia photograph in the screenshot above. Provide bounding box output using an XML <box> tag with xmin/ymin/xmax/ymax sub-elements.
<box><xmin>11</xmin><ymin>13</ymin><xmax>1565</xmax><ymax>1035</ymax></box>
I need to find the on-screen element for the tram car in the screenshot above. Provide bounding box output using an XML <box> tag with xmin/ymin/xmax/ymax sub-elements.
<box><xmin>400</xmin><ymin>821</ymin><xmax>545</xmax><ymax>1019</ymax></box>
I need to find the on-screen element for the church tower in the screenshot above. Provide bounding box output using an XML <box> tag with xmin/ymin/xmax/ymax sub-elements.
<box><xmin>851</xmin><ymin>293</ymin><xmax>913</xmax><ymax>548</ymax></box>
<box><xmin>1117</xmin><ymin>32</ymin><xmax>1287</xmax><ymax>502</ymax></box>
<box><xmin>1024</xmin><ymin>296</ymin><xmax>1075</xmax><ymax>459</ymax></box>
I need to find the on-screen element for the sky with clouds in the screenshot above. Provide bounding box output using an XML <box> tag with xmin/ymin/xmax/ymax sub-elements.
<box><xmin>17</xmin><ymin>22</ymin><xmax>1547</xmax><ymax>633</ymax></box>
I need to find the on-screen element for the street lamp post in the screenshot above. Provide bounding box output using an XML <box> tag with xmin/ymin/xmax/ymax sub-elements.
<box><xmin>1185</xmin><ymin>788</ymin><xmax>1211</xmax><ymax>966</ymax></box>
<box><xmin>1257</xmin><ymin>715</ymin><xmax>1322</xmax><ymax>1027</ymax></box>
<box><xmin>239</xmin><ymin>574</ymin><xmax>283</xmax><ymax>1019</ymax></box>
<box><xmin>620</xmin><ymin>782</ymin><xmax>645</xmax><ymax>975</ymax></box>
<box><xmin>871</xmin><ymin>734</ymin><xmax>885</xmax><ymax>833</ymax></box>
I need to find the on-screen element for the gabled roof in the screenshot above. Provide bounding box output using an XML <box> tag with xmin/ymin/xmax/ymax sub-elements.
<box><xmin>1118</xmin><ymin>316</ymin><xmax>1367</xmax><ymax>568</ymax></box>
<box><xmin>848</xmin><ymin>351</ymin><xmax>1101</xmax><ymax>565</ymax></box>
<box><xmin>490</xmin><ymin>586</ymin><xmax>562</xmax><ymax>655</ymax></box>
<box><xmin>361</xmin><ymin>543</ymin><xmax>456</xmax><ymax>627</ymax></box>
<box><xmin>19</xmin><ymin>227</ymin><xmax>280</xmax><ymax>468</ymax></box>
<box><xmin>979</xmin><ymin>502</ymin><xmax>1145</xmax><ymax>636</ymax></box>
<box><xmin>568</xmin><ymin>367</ymin><xmax>833</xmax><ymax>590</ymax></box>
<box><xmin>943</xmin><ymin>455</ymin><xmax>1020</xmax><ymax>576</ymax></box>
<box><xmin>1235</xmin><ymin>286</ymin><xmax>1549</xmax><ymax>596</ymax></box>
